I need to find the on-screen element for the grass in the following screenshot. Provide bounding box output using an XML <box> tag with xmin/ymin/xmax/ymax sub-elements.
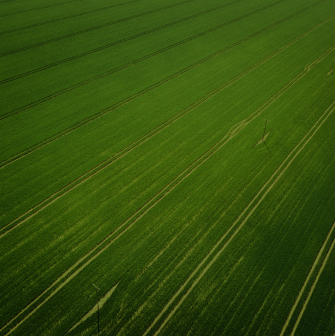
<box><xmin>0</xmin><ymin>0</ymin><xmax>334</xmax><ymax>335</ymax></box>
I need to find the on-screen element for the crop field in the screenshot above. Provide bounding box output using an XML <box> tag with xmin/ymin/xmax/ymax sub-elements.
<box><xmin>0</xmin><ymin>0</ymin><xmax>334</xmax><ymax>335</ymax></box>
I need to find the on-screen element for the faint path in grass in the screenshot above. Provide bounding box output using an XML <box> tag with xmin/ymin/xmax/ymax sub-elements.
<box><xmin>243</xmin><ymin>164</ymin><xmax>332</xmax><ymax>335</ymax></box>
<box><xmin>0</xmin><ymin>0</ymin><xmax>251</xmax><ymax>69</ymax></box>
<box><xmin>0</xmin><ymin>0</ymin><xmax>85</xmax><ymax>18</ymax></box>
<box><xmin>67</xmin><ymin>282</ymin><xmax>119</xmax><ymax>334</ymax></box>
<box><xmin>0</xmin><ymin>0</ymin><xmax>202</xmax><ymax>58</ymax></box>
<box><xmin>1</xmin><ymin>0</ymin><xmax>325</xmax><ymax>120</ymax></box>
<box><xmin>118</xmin><ymin>169</ymin><xmax>263</xmax><ymax>334</ymax></box>
<box><xmin>142</xmin><ymin>103</ymin><xmax>334</xmax><ymax>336</ymax></box>
<box><xmin>121</xmin><ymin>171</ymin><xmax>263</xmax><ymax>333</ymax></box>
<box><xmin>217</xmin><ymin>174</ymin><xmax>304</xmax><ymax>335</ymax></box>
<box><xmin>0</xmin><ymin>25</ymin><xmax>328</xmax><ymax>238</ymax></box>
<box><xmin>0</xmin><ymin>0</ymin><xmax>145</xmax><ymax>35</ymax></box>
<box><xmin>0</xmin><ymin>1</ymin><xmax>326</xmax><ymax>121</ymax></box>
<box><xmin>1</xmin><ymin>51</ymin><xmax>331</xmax><ymax>336</ymax></box>
<box><xmin>257</xmin><ymin>132</ymin><xmax>270</xmax><ymax>145</ymax></box>
<box><xmin>280</xmin><ymin>224</ymin><xmax>335</xmax><ymax>336</ymax></box>
<box><xmin>0</xmin><ymin>17</ymin><xmax>329</xmax><ymax>172</ymax></box>
<box><xmin>290</xmin><ymin>240</ymin><xmax>335</xmax><ymax>335</ymax></box>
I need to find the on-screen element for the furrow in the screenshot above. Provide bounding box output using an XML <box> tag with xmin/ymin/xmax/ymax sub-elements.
<box><xmin>0</xmin><ymin>0</ymin><xmax>144</xmax><ymax>35</ymax></box>
<box><xmin>0</xmin><ymin>4</ymin><xmax>327</xmax><ymax>120</ymax></box>
<box><xmin>142</xmin><ymin>104</ymin><xmax>334</xmax><ymax>336</ymax></box>
<box><xmin>290</xmin><ymin>240</ymin><xmax>335</xmax><ymax>336</ymax></box>
<box><xmin>0</xmin><ymin>0</ymin><xmax>86</xmax><ymax>18</ymax></box>
<box><xmin>0</xmin><ymin>0</ymin><xmax>289</xmax><ymax>83</ymax></box>
<box><xmin>2</xmin><ymin>54</ymin><xmax>329</xmax><ymax>336</ymax></box>
<box><xmin>0</xmin><ymin>26</ymin><xmax>323</xmax><ymax>237</ymax></box>
<box><xmin>0</xmin><ymin>0</ymin><xmax>245</xmax><ymax>60</ymax></box>
<box><xmin>280</xmin><ymin>223</ymin><xmax>335</xmax><ymax>336</ymax></box>
<box><xmin>0</xmin><ymin>15</ymin><xmax>327</xmax><ymax>170</ymax></box>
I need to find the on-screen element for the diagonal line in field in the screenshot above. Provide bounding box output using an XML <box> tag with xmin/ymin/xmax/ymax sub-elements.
<box><xmin>142</xmin><ymin>104</ymin><xmax>334</xmax><ymax>336</ymax></box>
<box><xmin>0</xmin><ymin>0</ymin><xmax>85</xmax><ymax>18</ymax></box>
<box><xmin>0</xmin><ymin>111</ymin><xmax>245</xmax><ymax>333</ymax></box>
<box><xmin>0</xmin><ymin>0</ymin><xmax>147</xmax><ymax>35</ymax></box>
<box><xmin>257</xmin><ymin>162</ymin><xmax>334</xmax><ymax>335</ymax></box>
<box><xmin>67</xmin><ymin>282</ymin><xmax>119</xmax><ymax>333</ymax></box>
<box><xmin>224</xmin><ymin>161</ymin><xmax>332</xmax><ymax>335</ymax></box>
<box><xmin>219</xmin><ymin>178</ymin><xmax>303</xmax><ymax>335</ymax></box>
<box><xmin>280</xmin><ymin>223</ymin><xmax>335</xmax><ymax>336</ymax></box>
<box><xmin>0</xmin><ymin>26</ymin><xmax>328</xmax><ymax>239</ymax></box>
<box><xmin>0</xmin><ymin>0</ymin><xmax>262</xmax><ymax>68</ymax></box>
<box><xmin>0</xmin><ymin>2</ymin><xmax>325</xmax><ymax>121</ymax></box>
<box><xmin>139</xmin><ymin>104</ymin><xmax>333</xmax><ymax>336</ymax></box>
<box><xmin>290</xmin><ymin>239</ymin><xmax>335</xmax><ymax>336</ymax></box>
<box><xmin>149</xmin><ymin>106</ymin><xmax>334</xmax><ymax>336</ymax></box>
<box><xmin>1</xmin><ymin>51</ymin><xmax>331</xmax><ymax>336</ymax></box>
<box><xmin>0</xmin><ymin>17</ymin><xmax>330</xmax><ymax>172</ymax></box>
<box><xmin>0</xmin><ymin>0</ymin><xmax>201</xmax><ymax>58</ymax></box>
<box><xmin>243</xmin><ymin>164</ymin><xmax>332</xmax><ymax>336</ymax></box>
<box><xmin>121</xmin><ymin>169</ymin><xmax>265</xmax><ymax>332</ymax></box>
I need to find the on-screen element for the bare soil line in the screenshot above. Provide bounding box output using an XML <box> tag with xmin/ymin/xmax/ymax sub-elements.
<box><xmin>2</xmin><ymin>55</ymin><xmax>331</xmax><ymax>336</ymax></box>
<box><xmin>0</xmin><ymin>5</ymin><xmax>327</xmax><ymax>121</ymax></box>
<box><xmin>0</xmin><ymin>17</ymin><xmax>329</xmax><ymax>173</ymax></box>
<box><xmin>290</xmin><ymin>239</ymin><xmax>335</xmax><ymax>336</ymax></box>
<box><xmin>142</xmin><ymin>104</ymin><xmax>334</xmax><ymax>336</ymax></box>
<box><xmin>280</xmin><ymin>223</ymin><xmax>335</xmax><ymax>336</ymax></box>
<box><xmin>0</xmin><ymin>0</ymin><xmax>147</xmax><ymax>36</ymax></box>
<box><xmin>0</xmin><ymin>28</ymin><xmax>326</xmax><ymax>239</ymax></box>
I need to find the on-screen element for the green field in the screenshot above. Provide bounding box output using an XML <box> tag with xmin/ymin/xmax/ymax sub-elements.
<box><xmin>0</xmin><ymin>0</ymin><xmax>334</xmax><ymax>335</ymax></box>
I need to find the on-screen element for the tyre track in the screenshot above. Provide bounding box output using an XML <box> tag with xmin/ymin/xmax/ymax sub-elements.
<box><xmin>290</xmin><ymin>239</ymin><xmax>335</xmax><ymax>336</ymax></box>
<box><xmin>0</xmin><ymin>27</ymin><xmax>323</xmax><ymax>237</ymax></box>
<box><xmin>222</xmin><ymin>168</ymin><xmax>324</xmax><ymax>335</ymax></box>
<box><xmin>0</xmin><ymin>0</ymin><xmax>85</xmax><ymax>18</ymax></box>
<box><xmin>244</xmin><ymin>169</ymin><xmax>329</xmax><ymax>335</ymax></box>
<box><xmin>0</xmin><ymin>16</ymin><xmax>328</xmax><ymax>170</ymax></box>
<box><xmin>253</xmin><ymin>167</ymin><xmax>333</xmax><ymax>335</ymax></box>
<box><xmin>2</xmin><ymin>53</ymin><xmax>330</xmax><ymax>336</ymax></box>
<box><xmin>0</xmin><ymin>102</ymin><xmax>248</xmax><ymax>335</ymax></box>
<box><xmin>0</xmin><ymin>115</ymin><xmax>253</xmax><ymax>335</ymax></box>
<box><xmin>0</xmin><ymin>0</ymin><xmax>246</xmax><ymax>60</ymax></box>
<box><xmin>142</xmin><ymin>79</ymin><xmax>335</xmax><ymax>336</ymax></box>
<box><xmin>0</xmin><ymin>0</ymin><xmax>145</xmax><ymax>35</ymax></box>
<box><xmin>220</xmin><ymin>267</ymin><xmax>266</xmax><ymax>334</ymax></box>
<box><xmin>219</xmin><ymin>182</ymin><xmax>299</xmax><ymax>335</ymax></box>
<box><xmin>0</xmin><ymin>0</ymin><xmax>294</xmax><ymax>83</ymax></box>
<box><xmin>143</xmin><ymin>103</ymin><xmax>334</xmax><ymax>336</ymax></box>
<box><xmin>280</xmin><ymin>222</ymin><xmax>335</xmax><ymax>336</ymax></box>
<box><xmin>132</xmin><ymin>177</ymin><xmax>217</xmax><ymax>281</ymax></box>
<box><xmin>0</xmin><ymin>0</ymin><xmax>199</xmax><ymax>57</ymax></box>
<box><xmin>0</xmin><ymin>0</ymin><xmax>322</xmax><ymax>120</ymax></box>
<box><xmin>122</xmin><ymin>170</ymin><xmax>263</xmax><ymax>333</ymax></box>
